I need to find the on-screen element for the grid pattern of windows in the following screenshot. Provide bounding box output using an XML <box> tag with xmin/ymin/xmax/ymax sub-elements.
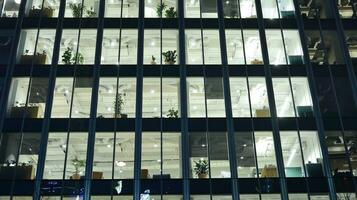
<box><xmin>1</xmin><ymin>0</ymin><xmax>357</xmax><ymax>199</ymax></box>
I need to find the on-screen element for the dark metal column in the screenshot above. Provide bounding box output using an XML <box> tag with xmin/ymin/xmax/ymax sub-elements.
<box><xmin>134</xmin><ymin>0</ymin><xmax>145</xmax><ymax>198</ymax></box>
<box><xmin>83</xmin><ymin>0</ymin><xmax>106</xmax><ymax>199</ymax></box>
<box><xmin>215</xmin><ymin>0</ymin><xmax>239</xmax><ymax>200</ymax></box>
<box><xmin>32</xmin><ymin>0</ymin><xmax>66</xmax><ymax>199</ymax></box>
<box><xmin>177</xmin><ymin>0</ymin><xmax>189</xmax><ymax>199</ymax></box>
<box><xmin>254</xmin><ymin>0</ymin><xmax>289</xmax><ymax>199</ymax></box>
<box><xmin>290</xmin><ymin>1</ymin><xmax>337</xmax><ymax>199</ymax></box>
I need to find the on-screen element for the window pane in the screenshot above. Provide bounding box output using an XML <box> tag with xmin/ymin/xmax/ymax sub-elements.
<box><xmin>205</xmin><ymin>77</ymin><xmax>225</xmax><ymax>118</ymax></box>
<box><xmin>102</xmin><ymin>29</ymin><xmax>138</xmax><ymax>64</ymax></box>
<box><xmin>300</xmin><ymin>131</ymin><xmax>324</xmax><ymax>177</ymax></box>
<box><xmin>65</xmin><ymin>132</ymin><xmax>88</xmax><ymax>179</ymax></box>
<box><xmin>105</xmin><ymin>0</ymin><xmax>138</xmax><ymax>18</ymax></box>
<box><xmin>273</xmin><ymin>78</ymin><xmax>295</xmax><ymax>117</ymax></box>
<box><xmin>145</xmin><ymin>0</ymin><xmax>177</xmax><ymax>18</ymax></box>
<box><xmin>226</xmin><ymin>30</ymin><xmax>245</xmax><ymax>64</ymax></box>
<box><xmin>114</xmin><ymin>132</ymin><xmax>135</xmax><ymax>179</ymax></box>
<box><xmin>230</xmin><ymin>77</ymin><xmax>251</xmax><ymax>117</ymax></box>
<box><xmin>266</xmin><ymin>30</ymin><xmax>286</xmax><ymax>65</ymax></box>
<box><xmin>291</xmin><ymin>77</ymin><xmax>314</xmax><ymax>118</ymax></box>
<box><xmin>26</xmin><ymin>0</ymin><xmax>60</xmax><ymax>18</ymax></box>
<box><xmin>185</xmin><ymin>0</ymin><xmax>217</xmax><ymax>18</ymax></box>
<box><xmin>255</xmin><ymin>132</ymin><xmax>278</xmax><ymax>177</ymax></box>
<box><xmin>236</xmin><ymin>132</ymin><xmax>257</xmax><ymax>178</ymax></box>
<box><xmin>71</xmin><ymin>77</ymin><xmax>93</xmax><ymax>118</ymax></box>
<box><xmin>249</xmin><ymin>77</ymin><xmax>270</xmax><ymax>117</ymax></box>
<box><xmin>223</xmin><ymin>0</ymin><xmax>257</xmax><ymax>18</ymax></box>
<box><xmin>281</xmin><ymin>131</ymin><xmax>305</xmax><ymax>177</ymax></box>
<box><xmin>51</xmin><ymin>78</ymin><xmax>73</xmax><ymax>118</ymax></box>
<box><xmin>186</xmin><ymin>30</ymin><xmax>203</xmax><ymax>64</ymax></box>
<box><xmin>64</xmin><ymin>0</ymin><xmax>98</xmax><ymax>18</ymax></box>
<box><xmin>203</xmin><ymin>30</ymin><xmax>221</xmax><ymax>64</ymax></box>
<box><xmin>244</xmin><ymin>30</ymin><xmax>263</xmax><ymax>65</ymax></box>
<box><xmin>188</xmin><ymin>77</ymin><xmax>205</xmax><ymax>117</ymax></box>
<box><xmin>93</xmin><ymin>132</ymin><xmax>114</xmax><ymax>179</ymax></box>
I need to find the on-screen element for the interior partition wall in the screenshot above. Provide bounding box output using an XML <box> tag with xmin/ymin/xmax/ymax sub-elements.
<box><xmin>1</xmin><ymin>0</ymin><xmax>357</xmax><ymax>199</ymax></box>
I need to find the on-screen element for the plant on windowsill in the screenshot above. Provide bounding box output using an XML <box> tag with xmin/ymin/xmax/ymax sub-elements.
<box><xmin>86</xmin><ymin>6</ymin><xmax>96</xmax><ymax>17</ymax></box>
<box><xmin>166</xmin><ymin>107</ymin><xmax>178</xmax><ymax>118</ymax></box>
<box><xmin>164</xmin><ymin>7</ymin><xmax>177</xmax><ymax>18</ymax></box>
<box><xmin>20</xmin><ymin>50</ymin><xmax>47</xmax><ymax>64</ymax></box>
<box><xmin>28</xmin><ymin>6</ymin><xmax>54</xmax><ymax>18</ymax></box>
<box><xmin>194</xmin><ymin>159</ymin><xmax>209</xmax><ymax>179</ymax></box>
<box><xmin>150</xmin><ymin>55</ymin><xmax>157</xmax><ymax>65</ymax></box>
<box><xmin>114</xmin><ymin>93</ymin><xmax>127</xmax><ymax>118</ymax></box>
<box><xmin>162</xmin><ymin>50</ymin><xmax>177</xmax><ymax>65</ymax></box>
<box><xmin>70</xmin><ymin>156</ymin><xmax>85</xmax><ymax>180</ymax></box>
<box><xmin>61</xmin><ymin>47</ymin><xmax>85</xmax><ymax>65</ymax></box>
<box><xmin>69</xmin><ymin>3</ymin><xmax>85</xmax><ymax>18</ymax></box>
<box><xmin>156</xmin><ymin>2</ymin><xmax>167</xmax><ymax>17</ymax></box>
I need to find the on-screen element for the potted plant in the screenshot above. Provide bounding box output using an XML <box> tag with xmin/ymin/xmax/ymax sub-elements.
<box><xmin>166</xmin><ymin>107</ymin><xmax>178</xmax><ymax>118</ymax></box>
<box><xmin>85</xmin><ymin>6</ymin><xmax>96</xmax><ymax>17</ymax></box>
<box><xmin>194</xmin><ymin>160</ymin><xmax>209</xmax><ymax>178</ymax></box>
<box><xmin>20</xmin><ymin>50</ymin><xmax>47</xmax><ymax>64</ymax></box>
<box><xmin>164</xmin><ymin>7</ymin><xmax>177</xmax><ymax>18</ymax></box>
<box><xmin>114</xmin><ymin>93</ymin><xmax>127</xmax><ymax>118</ymax></box>
<box><xmin>156</xmin><ymin>2</ymin><xmax>167</xmax><ymax>17</ymax></box>
<box><xmin>162</xmin><ymin>50</ymin><xmax>177</xmax><ymax>64</ymax></box>
<box><xmin>61</xmin><ymin>47</ymin><xmax>85</xmax><ymax>65</ymax></box>
<box><xmin>150</xmin><ymin>55</ymin><xmax>157</xmax><ymax>65</ymax></box>
<box><xmin>69</xmin><ymin>3</ymin><xmax>85</xmax><ymax>18</ymax></box>
<box><xmin>29</xmin><ymin>6</ymin><xmax>54</xmax><ymax>18</ymax></box>
<box><xmin>71</xmin><ymin>156</ymin><xmax>85</xmax><ymax>179</ymax></box>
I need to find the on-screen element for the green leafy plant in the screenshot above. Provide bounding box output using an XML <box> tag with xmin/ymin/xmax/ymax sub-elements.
<box><xmin>62</xmin><ymin>47</ymin><xmax>84</xmax><ymax>65</ymax></box>
<box><xmin>71</xmin><ymin>156</ymin><xmax>85</xmax><ymax>175</ymax></box>
<box><xmin>162</xmin><ymin>50</ymin><xmax>177</xmax><ymax>64</ymax></box>
<box><xmin>164</xmin><ymin>7</ymin><xmax>177</xmax><ymax>18</ymax></box>
<box><xmin>71</xmin><ymin>51</ymin><xmax>84</xmax><ymax>64</ymax></box>
<box><xmin>166</xmin><ymin>107</ymin><xmax>178</xmax><ymax>118</ymax></box>
<box><xmin>86</xmin><ymin>6</ymin><xmax>96</xmax><ymax>17</ymax></box>
<box><xmin>156</xmin><ymin>2</ymin><xmax>167</xmax><ymax>17</ymax></box>
<box><xmin>114</xmin><ymin>93</ymin><xmax>125</xmax><ymax>116</ymax></box>
<box><xmin>62</xmin><ymin>47</ymin><xmax>73</xmax><ymax>64</ymax></box>
<box><xmin>69</xmin><ymin>3</ymin><xmax>85</xmax><ymax>18</ymax></box>
<box><xmin>194</xmin><ymin>160</ymin><xmax>209</xmax><ymax>177</ymax></box>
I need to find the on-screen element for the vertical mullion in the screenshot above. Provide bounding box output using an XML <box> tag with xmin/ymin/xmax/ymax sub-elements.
<box><xmin>32</xmin><ymin>0</ymin><xmax>66</xmax><ymax>198</ymax></box>
<box><xmin>0</xmin><ymin>0</ymin><xmax>27</xmax><ymax>139</ymax></box>
<box><xmin>290</xmin><ymin>1</ymin><xmax>338</xmax><ymax>200</ymax></box>
<box><xmin>328</xmin><ymin>0</ymin><xmax>357</xmax><ymax>109</ymax></box>
<box><xmin>134</xmin><ymin>0</ymin><xmax>145</xmax><ymax>198</ymax></box>
<box><xmin>177</xmin><ymin>0</ymin><xmax>189</xmax><ymax>198</ymax></box>
<box><xmin>216</xmin><ymin>0</ymin><xmax>239</xmax><ymax>200</ymax></box>
<box><xmin>253</xmin><ymin>1</ymin><xmax>288</xmax><ymax>200</ymax></box>
<box><xmin>83</xmin><ymin>0</ymin><xmax>106</xmax><ymax>198</ymax></box>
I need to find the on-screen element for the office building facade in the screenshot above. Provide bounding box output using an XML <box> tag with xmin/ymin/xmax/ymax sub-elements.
<box><xmin>0</xmin><ymin>0</ymin><xmax>357</xmax><ymax>199</ymax></box>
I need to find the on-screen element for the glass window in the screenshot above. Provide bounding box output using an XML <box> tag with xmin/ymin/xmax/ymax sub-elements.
<box><xmin>7</xmin><ymin>77</ymin><xmax>48</xmax><ymax>118</ymax></box>
<box><xmin>344</xmin><ymin>131</ymin><xmax>357</xmax><ymax>176</ymax></box>
<box><xmin>281</xmin><ymin>131</ymin><xmax>305</xmax><ymax>177</ymax></box>
<box><xmin>144</xmin><ymin>29</ymin><xmax>179</xmax><ymax>65</ymax></box>
<box><xmin>266</xmin><ymin>30</ymin><xmax>303</xmax><ymax>65</ymax></box>
<box><xmin>59</xmin><ymin>29</ymin><xmax>97</xmax><ymax>65</ymax></box>
<box><xmin>223</xmin><ymin>0</ymin><xmax>257</xmax><ymax>18</ymax></box>
<box><xmin>185</xmin><ymin>0</ymin><xmax>217</xmax><ymax>18</ymax></box>
<box><xmin>145</xmin><ymin>0</ymin><xmax>177</xmax><ymax>18</ymax></box>
<box><xmin>93</xmin><ymin>132</ymin><xmax>135</xmax><ymax>179</ymax></box>
<box><xmin>141</xmin><ymin>132</ymin><xmax>181</xmax><ymax>179</ymax></box>
<box><xmin>43</xmin><ymin>132</ymin><xmax>88</xmax><ymax>179</ymax></box>
<box><xmin>64</xmin><ymin>0</ymin><xmax>98</xmax><ymax>18</ymax></box>
<box><xmin>51</xmin><ymin>77</ymin><xmax>93</xmax><ymax>118</ymax></box>
<box><xmin>17</xmin><ymin>29</ymin><xmax>56</xmax><ymax>65</ymax></box>
<box><xmin>102</xmin><ymin>29</ymin><xmax>138</xmax><ymax>65</ymax></box>
<box><xmin>255</xmin><ymin>132</ymin><xmax>278</xmax><ymax>178</ymax></box>
<box><xmin>229</xmin><ymin>77</ymin><xmax>250</xmax><ymax>117</ymax></box>
<box><xmin>325</xmin><ymin>131</ymin><xmax>351</xmax><ymax>176</ymax></box>
<box><xmin>300</xmin><ymin>131</ymin><xmax>323</xmax><ymax>177</ymax></box>
<box><xmin>248</xmin><ymin>77</ymin><xmax>270</xmax><ymax>118</ymax></box>
<box><xmin>261</xmin><ymin>0</ymin><xmax>295</xmax><ymax>19</ymax></box>
<box><xmin>235</xmin><ymin>132</ymin><xmax>257</xmax><ymax>177</ymax></box>
<box><xmin>185</xmin><ymin>29</ymin><xmax>221</xmax><ymax>65</ymax></box>
<box><xmin>142</xmin><ymin>77</ymin><xmax>180</xmax><ymax>118</ymax></box>
<box><xmin>97</xmin><ymin>77</ymin><xmax>136</xmax><ymax>118</ymax></box>
<box><xmin>187</xmin><ymin>77</ymin><xmax>226</xmax><ymax>118</ymax></box>
<box><xmin>0</xmin><ymin>0</ymin><xmax>21</xmax><ymax>17</ymax></box>
<box><xmin>25</xmin><ymin>0</ymin><xmax>60</xmax><ymax>18</ymax></box>
<box><xmin>0</xmin><ymin>30</ymin><xmax>14</xmax><ymax>64</ymax></box>
<box><xmin>0</xmin><ymin>132</ymin><xmax>41</xmax><ymax>180</ymax></box>
<box><xmin>105</xmin><ymin>0</ymin><xmax>138</xmax><ymax>18</ymax></box>
<box><xmin>190</xmin><ymin>132</ymin><xmax>230</xmax><ymax>178</ymax></box>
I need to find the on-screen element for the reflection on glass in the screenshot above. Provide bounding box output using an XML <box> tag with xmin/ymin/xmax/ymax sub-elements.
<box><xmin>64</xmin><ymin>0</ymin><xmax>98</xmax><ymax>18</ymax></box>
<box><xmin>26</xmin><ymin>0</ymin><xmax>60</xmax><ymax>18</ymax></box>
<box><xmin>102</xmin><ymin>29</ymin><xmax>138</xmax><ymax>64</ymax></box>
<box><xmin>230</xmin><ymin>77</ymin><xmax>250</xmax><ymax>117</ymax></box>
<box><xmin>145</xmin><ymin>0</ymin><xmax>177</xmax><ymax>18</ymax></box>
<box><xmin>249</xmin><ymin>77</ymin><xmax>270</xmax><ymax>118</ymax></box>
<box><xmin>97</xmin><ymin>77</ymin><xmax>136</xmax><ymax>118</ymax></box>
<box><xmin>43</xmin><ymin>132</ymin><xmax>88</xmax><ymax>179</ymax></box>
<box><xmin>184</xmin><ymin>0</ymin><xmax>217</xmax><ymax>18</ymax></box>
<box><xmin>0</xmin><ymin>132</ymin><xmax>41</xmax><ymax>180</ymax></box>
<box><xmin>141</xmin><ymin>132</ymin><xmax>181</xmax><ymax>179</ymax></box>
<box><xmin>255</xmin><ymin>132</ymin><xmax>278</xmax><ymax>178</ymax></box>
<box><xmin>17</xmin><ymin>29</ymin><xmax>56</xmax><ymax>65</ymax></box>
<box><xmin>144</xmin><ymin>29</ymin><xmax>179</xmax><ymax>65</ymax></box>
<box><xmin>185</xmin><ymin>30</ymin><xmax>221</xmax><ymax>64</ymax></box>
<box><xmin>1</xmin><ymin>0</ymin><xmax>21</xmax><ymax>17</ymax></box>
<box><xmin>105</xmin><ymin>0</ymin><xmax>138</xmax><ymax>18</ymax></box>
<box><xmin>261</xmin><ymin>0</ymin><xmax>295</xmax><ymax>19</ymax></box>
<box><xmin>59</xmin><ymin>29</ymin><xmax>97</xmax><ymax>65</ymax></box>
<box><xmin>235</xmin><ymin>132</ymin><xmax>257</xmax><ymax>177</ymax></box>
<box><xmin>190</xmin><ymin>132</ymin><xmax>230</xmax><ymax>179</ymax></box>
<box><xmin>223</xmin><ymin>0</ymin><xmax>257</xmax><ymax>18</ymax></box>
<box><xmin>7</xmin><ymin>77</ymin><xmax>48</xmax><ymax>118</ymax></box>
